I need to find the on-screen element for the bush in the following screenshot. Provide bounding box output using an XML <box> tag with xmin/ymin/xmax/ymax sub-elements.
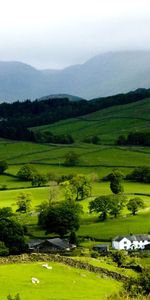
<box><xmin>90</xmin><ymin>250</ymin><xmax>99</xmax><ymax>258</ymax></box>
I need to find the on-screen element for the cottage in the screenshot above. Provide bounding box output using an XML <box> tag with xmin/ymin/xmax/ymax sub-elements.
<box><xmin>112</xmin><ymin>234</ymin><xmax>150</xmax><ymax>250</ymax></box>
<box><xmin>28</xmin><ymin>238</ymin><xmax>74</xmax><ymax>252</ymax></box>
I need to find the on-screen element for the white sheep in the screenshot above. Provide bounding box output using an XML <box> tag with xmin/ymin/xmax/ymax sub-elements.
<box><xmin>32</xmin><ymin>277</ymin><xmax>40</xmax><ymax>284</ymax></box>
<box><xmin>42</xmin><ymin>263</ymin><xmax>52</xmax><ymax>270</ymax></box>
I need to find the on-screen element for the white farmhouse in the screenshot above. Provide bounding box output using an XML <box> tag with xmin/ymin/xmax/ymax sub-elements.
<box><xmin>112</xmin><ymin>234</ymin><xmax>150</xmax><ymax>250</ymax></box>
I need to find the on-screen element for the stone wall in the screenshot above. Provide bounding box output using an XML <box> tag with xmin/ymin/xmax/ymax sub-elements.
<box><xmin>0</xmin><ymin>253</ymin><xmax>129</xmax><ymax>282</ymax></box>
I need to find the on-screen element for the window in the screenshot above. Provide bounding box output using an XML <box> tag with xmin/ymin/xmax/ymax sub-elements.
<box><xmin>124</xmin><ymin>241</ymin><xmax>127</xmax><ymax>244</ymax></box>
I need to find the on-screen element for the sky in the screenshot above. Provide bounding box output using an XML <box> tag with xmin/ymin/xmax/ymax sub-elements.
<box><xmin>0</xmin><ymin>0</ymin><xmax>150</xmax><ymax>69</ymax></box>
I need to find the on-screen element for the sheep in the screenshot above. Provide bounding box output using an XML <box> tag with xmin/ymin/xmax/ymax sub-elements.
<box><xmin>32</xmin><ymin>277</ymin><xmax>40</xmax><ymax>284</ymax></box>
<box><xmin>42</xmin><ymin>263</ymin><xmax>52</xmax><ymax>270</ymax></box>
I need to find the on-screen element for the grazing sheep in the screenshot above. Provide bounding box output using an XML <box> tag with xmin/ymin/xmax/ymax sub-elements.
<box><xmin>42</xmin><ymin>263</ymin><xmax>52</xmax><ymax>270</ymax></box>
<box><xmin>32</xmin><ymin>277</ymin><xmax>40</xmax><ymax>284</ymax></box>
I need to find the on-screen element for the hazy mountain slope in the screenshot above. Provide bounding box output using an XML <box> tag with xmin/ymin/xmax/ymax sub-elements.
<box><xmin>1</xmin><ymin>51</ymin><xmax>150</xmax><ymax>101</ymax></box>
<box><xmin>46</xmin><ymin>51</ymin><xmax>150</xmax><ymax>99</ymax></box>
<box><xmin>0</xmin><ymin>61</ymin><xmax>50</xmax><ymax>101</ymax></box>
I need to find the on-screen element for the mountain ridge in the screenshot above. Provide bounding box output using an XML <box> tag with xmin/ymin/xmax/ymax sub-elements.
<box><xmin>1</xmin><ymin>51</ymin><xmax>150</xmax><ymax>101</ymax></box>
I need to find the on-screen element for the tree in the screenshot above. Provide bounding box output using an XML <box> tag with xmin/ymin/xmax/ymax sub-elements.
<box><xmin>69</xmin><ymin>231</ymin><xmax>78</xmax><ymax>245</ymax></box>
<box><xmin>109</xmin><ymin>169</ymin><xmax>124</xmax><ymax>194</ymax></box>
<box><xmin>89</xmin><ymin>195</ymin><xmax>111</xmax><ymax>220</ymax></box>
<box><xmin>31</xmin><ymin>173</ymin><xmax>48</xmax><ymax>187</ymax></box>
<box><xmin>61</xmin><ymin>174</ymin><xmax>92</xmax><ymax>201</ymax></box>
<box><xmin>127</xmin><ymin>197</ymin><xmax>144</xmax><ymax>215</ymax></box>
<box><xmin>0</xmin><ymin>218</ymin><xmax>26</xmax><ymax>254</ymax></box>
<box><xmin>89</xmin><ymin>194</ymin><xmax>126</xmax><ymax>220</ymax></box>
<box><xmin>0</xmin><ymin>207</ymin><xmax>13</xmax><ymax>218</ymax></box>
<box><xmin>17</xmin><ymin>164</ymin><xmax>37</xmax><ymax>181</ymax></box>
<box><xmin>109</xmin><ymin>194</ymin><xmax>127</xmax><ymax>218</ymax></box>
<box><xmin>126</xmin><ymin>166</ymin><xmax>150</xmax><ymax>183</ymax></box>
<box><xmin>16</xmin><ymin>192</ymin><xmax>32</xmax><ymax>213</ymax></box>
<box><xmin>0</xmin><ymin>241</ymin><xmax>9</xmax><ymax>256</ymax></box>
<box><xmin>111</xmin><ymin>250</ymin><xmax>127</xmax><ymax>267</ymax></box>
<box><xmin>38</xmin><ymin>200</ymin><xmax>82</xmax><ymax>237</ymax></box>
<box><xmin>0</xmin><ymin>160</ymin><xmax>8</xmax><ymax>174</ymax></box>
<box><xmin>64</xmin><ymin>151</ymin><xmax>80</xmax><ymax>166</ymax></box>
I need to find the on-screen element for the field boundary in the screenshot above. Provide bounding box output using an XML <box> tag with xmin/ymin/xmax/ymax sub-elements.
<box><xmin>0</xmin><ymin>253</ymin><xmax>128</xmax><ymax>282</ymax></box>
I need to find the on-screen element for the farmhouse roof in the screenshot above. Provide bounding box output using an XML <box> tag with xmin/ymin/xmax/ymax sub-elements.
<box><xmin>28</xmin><ymin>239</ymin><xmax>44</xmax><ymax>248</ymax></box>
<box><xmin>113</xmin><ymin>234</ymin><xmax>150</xmax><ymax>242</ymax></box>
<box><xmin>47</xmin><ymin>238</ymin><xmax>70</xmax><ymax>249</ymax></box>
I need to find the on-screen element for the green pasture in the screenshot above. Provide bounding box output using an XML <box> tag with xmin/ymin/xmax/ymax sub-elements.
<box><xmin>32</xmin><ymin>97</ymin><xmax>150</xmax><ymax>143</ymax></box>
<box><xmin>1</xmin><ymin>139</ymin><xmax>150</xmax><ymax>191</ymax></box>
<box><xmin>79</xmin><ymin>211</ymin><xmax>150</xmax><ymax>240</ymax></box>
<box><xmin>0</xmin><ymin>262</ymin><xmax>121</xmax><ymax>300</ymax></box>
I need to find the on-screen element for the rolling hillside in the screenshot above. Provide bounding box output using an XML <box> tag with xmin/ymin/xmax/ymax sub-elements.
<box><xmin>32</xmin><ymin>96</ymin><xmax>150</xmax><ymax>144</ymax></box>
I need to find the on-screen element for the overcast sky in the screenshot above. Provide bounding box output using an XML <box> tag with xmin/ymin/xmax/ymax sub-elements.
<box><xmin>0</xmin><ymin>0</ymin><xmax>150</xmax><ymax>69</ymax></box>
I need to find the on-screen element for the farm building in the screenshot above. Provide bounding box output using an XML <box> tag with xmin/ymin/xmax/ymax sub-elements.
<box><xmin>92</xmin><ymin>244</ymin><xmax>109</xmax><ymax>254</ymax></box>
<box><xmin>28</xmin><ymin>238</ymin><xmax>74</xmax><ymax>252</ymax></box>
<box><xmin>112</xmin><ymin>234</ymin><xmax>150</xmax><ymax>250</ymax></box>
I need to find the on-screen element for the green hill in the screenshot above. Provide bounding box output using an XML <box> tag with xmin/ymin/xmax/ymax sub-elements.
<box><xmin>32</xmin><ymin>97</ymin><xmax>150</xmax><ymax>144</ymax></box>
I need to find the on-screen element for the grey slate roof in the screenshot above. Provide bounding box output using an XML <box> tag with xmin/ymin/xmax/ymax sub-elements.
<box><xmin>28</xmin><ymin>238</ymin><xmax>70</xmax><ymax>250</ymax></box>
<box><xmin>47</xmin><ymin>238</ymin><xmax>70</xmax><ymax>249</ymax></box>
<box><xmin>113</xmin><ymin>234</ymin><xmax>150</xmax><ymax>242</ymax></box>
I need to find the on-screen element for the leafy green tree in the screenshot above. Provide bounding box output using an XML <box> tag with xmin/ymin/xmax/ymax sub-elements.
<box><xmin>17</xmin><ymin>164</ymin><xmax>37</xmax><ymax>181</ymax></box>
<box><xmin>111</xmin><ymin>250</ymin><xmax>127</xmax><ymax>267</ymax></box>
<box><xmin>31</xmin><ymin>173</ymin><xmax>48</xmax><ymax>187</ymax></box>
<box><xmin>38</xmin><ymin>200</ymin><xmax>82</xmax><ymax>237</ymax></box>
<box><xmin>64</xmin><ymin>151</ymin><xmax>80</xmax><ymax>166</ymax></box>
<box><xmin>89</xmin><ymin>194</ymin><xmax>126</xmax><ymax>220</ymax></box>
<box><xmin>126</xmin><ymin>166</ymin><xmax>150</xmax><ymax>183</ymax></box>
<box><xmin>0</xmin><ymin>207</ymin><xmax>13</xmax><ymax>218</ymax></box>
<box><xmin>0</xmin><ymin>160</ymin><xmax>8</xmax><ymax>174</ymax></box>
<box><xmin>109</xmin><ymin>194</ymin><xmax>127</xmax><ymax>218</ymax></box>
<box><xmin>89</xmin><ymin>195</ymin><xmax>111</xmax><ymax>220</ymax></box>
<box><xmin>109</xmin><ymin>169</ymin><xmax>124</xmax><ymax>194</ymax></box>
<box><xmin>127</xmin><ymin>197</ymin><xmax>144</xmax><ymax>215</ymax></box>
<box><xmin>69</xmin><ymin>231</ymin><xmax>78</xmax><ymax>245</ymax></box>
<box><xmin>16</xmin><ymin>192</ymin><xmax>32</xmax><ymax>213</ymax></box>
<box><xmin>61</xmin><ymin>174</ymin><xmax>91</xmax><ymax>201</ymax></box>
<box><xmin>0</xmin><ymin>241</ymin><xmax>9</xmax><ymax>256</ymax></box>
<box><xmin>0</xmin><ymin>218</ymin><xmax>26</xmax><ymax>254</ymax></box>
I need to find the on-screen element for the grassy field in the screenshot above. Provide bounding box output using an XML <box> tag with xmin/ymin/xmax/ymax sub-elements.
<box><xmin>1</xmin><ymin>139</ymin><xmax>150</xmax><ymax>191</ymax></box>
<box><xmin>32</xmin><ymin>97</ymin><xmax>150</xmax><ymax>143</ymax></box>
<box><xmin>0</xmin><ymin>262</ymin><xmax>121</xmax><ymax>300</ymax></box>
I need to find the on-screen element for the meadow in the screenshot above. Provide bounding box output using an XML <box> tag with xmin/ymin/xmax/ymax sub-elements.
<box><xmin>0</xmin><ymin>262</ymin><xmax>121</xmax><ymax>300</ymax></box>
<box><xmin>32</xmin><ymin>97</ymin><xmax>150</xmax><ymax>143</ymax></box>
<box><xmin>0</xmin><ymin>138</ymin><xmax>150</xmax><ymax>241</ymax></box>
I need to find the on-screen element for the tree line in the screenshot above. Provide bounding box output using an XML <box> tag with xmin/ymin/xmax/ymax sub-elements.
<box><xmin>117</xmin><ymin>132</ymin><xmax>150</xmax><ymax>146</ymax></box>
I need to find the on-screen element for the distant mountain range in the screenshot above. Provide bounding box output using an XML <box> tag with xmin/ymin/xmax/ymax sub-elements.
<box><xmin>1</xmin><ymin>51</ymin><xmax>150</xmax><ymax>102</ymax></box>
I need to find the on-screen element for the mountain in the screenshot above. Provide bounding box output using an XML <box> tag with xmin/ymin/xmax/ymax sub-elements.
<box><xmin>2</xmin><ymin>51</ymin><xmax>150</xmax><ymax>101</ymax></box>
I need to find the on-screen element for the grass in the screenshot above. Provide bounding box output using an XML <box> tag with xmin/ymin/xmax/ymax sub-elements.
<box><xmin>32</xmin><ymin>97</ymin><xmax>150</xmax><ymax>143</ymax></box>
<box><xmin>79</xmin><ymin>211</ymin><xmax>150</xmax><ymax>240</ymax></box>
<box><xmin>0</xmin><ymin>262</ymin><xmax>121</xmax><ymax>300</ymax></box>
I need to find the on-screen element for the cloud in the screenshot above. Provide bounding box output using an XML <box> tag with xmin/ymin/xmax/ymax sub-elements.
<box><xmin>0</xmin><ymin>0</ymin><xmax>150</xmax><ymax>68</ymax></box>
